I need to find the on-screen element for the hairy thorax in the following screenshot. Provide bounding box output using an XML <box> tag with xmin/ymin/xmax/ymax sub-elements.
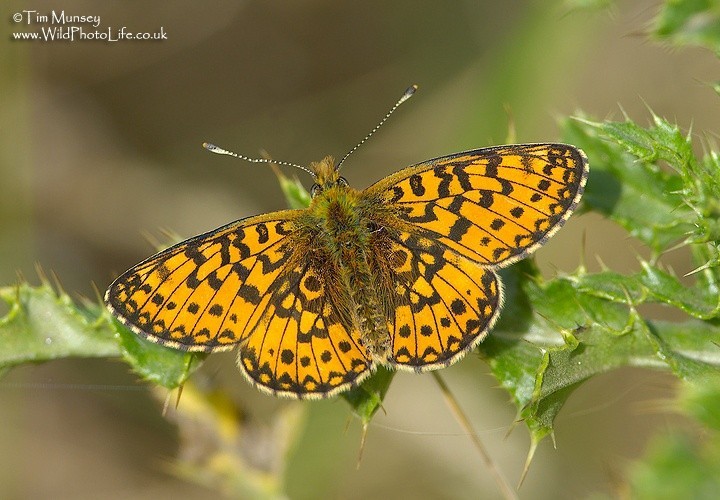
<box><xmin>299</xmin><ymin>181</ymin><xmax>398</xmax><ymax>359</ymax></box>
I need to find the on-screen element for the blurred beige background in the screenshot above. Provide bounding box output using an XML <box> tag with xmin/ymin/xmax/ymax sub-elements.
<box><xmin>1</xmin><ymin>1</ymin><xmax>716</xmax><ymax>498</ymax></box>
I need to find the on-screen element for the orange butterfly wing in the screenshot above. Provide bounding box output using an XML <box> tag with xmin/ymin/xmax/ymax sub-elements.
<box><xmin>238</xmin><ymin>258</ymin><xmax>372</xmax><ymax>398</ymax></box>
<box><xmin>372</xmin><ymin>143</ymin><xmax>588</xmax><ymax>266</ymax></box>
<box><xmin>105</xmin><ymin>211</ymin><xmax>371</xmax><ymax>398</ymax></box>
<box><xmin>365</xmin><ymin>143</ymin><xmax>588</xmax><ymax>369</ymax></box>
<box><xmin>379</xmin><ymin>231</ymin><xmax>502</xmax><ymax>370</ymax></box>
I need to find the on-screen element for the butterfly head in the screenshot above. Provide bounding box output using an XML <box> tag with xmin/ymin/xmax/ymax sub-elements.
<box><xmin>308</xmin><ymin>86</ymin><xmax>417</xmax><ymax>199</ymax></box>
<box><xmin>310</xmin><ymin>156</ymin><xmax>349</xmax><ymax>197</ymax></box>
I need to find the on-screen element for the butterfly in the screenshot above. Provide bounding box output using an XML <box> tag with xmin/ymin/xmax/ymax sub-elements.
<box><xmin>105</xmin><ymin>86</ymin><xmax>589</xmax><ymax>399</ymax></box>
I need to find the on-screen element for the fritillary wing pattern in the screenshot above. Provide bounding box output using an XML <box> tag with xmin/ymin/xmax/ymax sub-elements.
<box><xmin>372</xmin><ymin>144</ymin><xmax>588</xmax><ymax>267</ymax></box>
<box><xmin>105</xmin><ymin>210</ymin><xmax>371</xmax><ymax>398</ymax></box>
<box><xmin>382</xmin><ymin>230</ymin><xmax>502</xmax><ymax>370</ymax></box>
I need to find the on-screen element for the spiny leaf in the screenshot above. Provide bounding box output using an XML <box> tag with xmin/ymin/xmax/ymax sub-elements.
<box><xmin>0</xmin><ymin>282</ymin><xmax>119</xmax><ymax>370</ymax></box>
<box><xmin>341</xmin><ymin>366</ymin><xmax>395</xmax><ymax>424</ymax></box>
<box><xmin>481</xmin><ymin>259</ymin><xmax>720</xmax><ymax>448</ymax></box>
<box><xmin>0</xmin><ymin>279</ymin><xmax>199</xmax><ymax>388</ymax></box>
<box><xmin>572</xmin><ymin>266</ymin><xmax>720</xmax><ymax>320</ymax></box>
<box><xmin>113</xmin><ymin>318</ymin><xmax>204</xmax><ymax>388</ymax></box>
<box><xmin>565</xmin><ymin>116</ymin><xmax>695</xmax><ymax>256</ymax></box>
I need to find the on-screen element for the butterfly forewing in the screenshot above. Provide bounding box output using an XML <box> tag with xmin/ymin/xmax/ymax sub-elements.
<box><xmin>106</xmin><ymin>212</ymin><xmax>302</xmax><ymax>351</ymax></box>
<box><xmin>371</xmin><ymin>144</ymin><xmax>588</xmax><ymax>267</ymax></box>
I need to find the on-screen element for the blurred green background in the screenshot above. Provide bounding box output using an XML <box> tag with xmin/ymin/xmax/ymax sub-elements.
<box><xmin>1</xmin><ymin>0</ymin><xmax>717</xmax><ymax>498</ymax></box>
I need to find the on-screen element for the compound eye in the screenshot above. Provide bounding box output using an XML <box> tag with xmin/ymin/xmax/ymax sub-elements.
<box><xmin>337</xmin><ymin>176</ymin><xmax>349</xmax><ymax>187</ymax></box>
<box><xmin>310</xmin><ymin>184</ymin><xmax>322</xmax><ymax>197</ymax></box>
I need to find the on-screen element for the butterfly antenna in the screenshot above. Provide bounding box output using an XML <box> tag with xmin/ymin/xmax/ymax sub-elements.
<box><xmin>336</xmin><ymin>84</ymin><xmax>418</xmax><ymax>171</ymax></box>
<box><xmin>203</xmin><ymin>142</ymin><xmax>316</xmax><ymax>178</ymax></box>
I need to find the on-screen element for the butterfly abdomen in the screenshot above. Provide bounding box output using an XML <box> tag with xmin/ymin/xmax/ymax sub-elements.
<box><xmin>345</xmin><ymin>257</ymin><xmax>391</xmax><ymax>357</ymax></box>
<box><xmin>301</xmin><ymin>186</ymin><xmax>396</xmax><ymax>357</ymax></box>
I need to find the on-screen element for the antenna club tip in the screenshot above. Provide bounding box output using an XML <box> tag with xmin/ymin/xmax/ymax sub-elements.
<box><xmin>203</xmin><ymin>142</ymin><xmax>228</xmax><ymax>155</ymax></box>
<box><xmin>400</xmin><ymin>84</ymin><xmax>418</xmax><ymax>103</ymax></box>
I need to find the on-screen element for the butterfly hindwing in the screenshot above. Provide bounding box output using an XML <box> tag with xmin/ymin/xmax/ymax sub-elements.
<box><xmin>383</xmin><ymin>231</ymin><xmax>502</xmax><ymax>369</ymax></box>
<box><xmin>238</xmin><ymin>262</ymin><xmax>372</xmax><ymax>398</ymax></box>
<box><xmin>370</xmin><ymin>143</ymin><xmax>588</xmax><ymax>267</ymax></box>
